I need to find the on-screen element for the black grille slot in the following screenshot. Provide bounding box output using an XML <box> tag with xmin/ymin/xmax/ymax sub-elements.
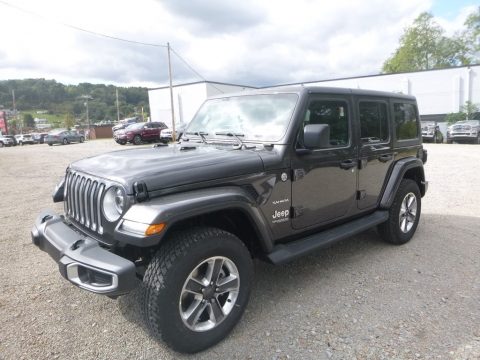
<box><xmin>64</xmin><ymin>171</ymin><xmax>105</xmax><ymax>234</ymax></box>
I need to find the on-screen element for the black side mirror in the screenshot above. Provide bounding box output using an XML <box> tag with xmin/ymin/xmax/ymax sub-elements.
<box><xmin>303</xmin><ymin>124</ymin><xmax>330</xmax><ymax>149</ymax></box>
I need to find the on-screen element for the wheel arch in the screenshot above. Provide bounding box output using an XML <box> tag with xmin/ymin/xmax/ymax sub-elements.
<box><xmin>380</xmin><ymin>157</ymin><xmax>426</xmax><ymax>209</ymax></box>
<box><xmin>117</xmin><ymin>186</ymin><xmax>274</xmax><ymax>256</ymax></box>
<box><xmin>164</xmin><ymin>208</ymin><xmax>267</xmax><ymax>257</ymax></box>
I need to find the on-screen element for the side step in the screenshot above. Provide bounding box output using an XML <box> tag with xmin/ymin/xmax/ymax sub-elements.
<box><xmin>267</xmin><ymin>211</ymin><xmax>389</xmax><ymax>265</ymax></box>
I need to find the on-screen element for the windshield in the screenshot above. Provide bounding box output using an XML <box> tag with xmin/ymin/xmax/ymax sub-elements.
<box><xmin>186</xmin><ymin>93</ymin><xmax>299</xmax><ymax>142</ymax></box>
<box><xmin>127</xmin><ymin>123</ymin><xmax>145</xmax><ymax>130</ymax></box>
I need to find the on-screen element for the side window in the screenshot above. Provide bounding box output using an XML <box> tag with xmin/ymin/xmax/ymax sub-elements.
<box><xmin>359</xmin><ymin>101</ymin><xmax>388</xmax><ymax>144</ymax></box>
<box><xmin>394</xmin><ymin>103</ymin><xmax>419</xmax><ymax>140</ymax></box>
<box><xmin>302</xmin><ymin>100</ymin><xmax>349</xmax><ymax>147</ymax></box>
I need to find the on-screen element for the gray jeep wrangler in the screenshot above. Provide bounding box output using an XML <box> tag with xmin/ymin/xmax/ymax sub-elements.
<box><xmin>32</xmin><ymin>86</ymin><xmax>427</xmax><ymax>353</ymax></box>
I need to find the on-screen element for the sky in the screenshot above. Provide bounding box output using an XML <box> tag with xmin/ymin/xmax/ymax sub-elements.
<box><xmin>0</xmin><ymin>0</ymin><xmax>477</xmax><ymax>88</ymax></box>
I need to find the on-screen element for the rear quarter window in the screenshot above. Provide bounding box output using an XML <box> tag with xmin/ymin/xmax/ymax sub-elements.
<box><xmin>394</xmin><ymin>103</ymin><xmax>419</xmax><ymax>140</ymax></box>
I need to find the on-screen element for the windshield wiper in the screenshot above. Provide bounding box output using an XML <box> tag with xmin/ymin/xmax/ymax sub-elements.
<box><xmin>185</xmin><ymin>131</ymin><xmax>208</xmax><ymax>143</ymax></box>
<box><xmin>215</xmin><ymin>132</ymin><xmax>245</xmax><ymax>149</ymax></box>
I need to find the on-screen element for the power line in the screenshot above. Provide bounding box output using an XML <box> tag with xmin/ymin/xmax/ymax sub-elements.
<box><xmin>0</xmin><ymin>0</ymin><xmax>167</xmax><ymax>48</ymax></box>
<box><xmin>171</xmin><ymin>48</ymin><xmax>225</xmax><ymax>93</ymax></box>
<box><xmin>0</xmin><ymin>0</ymin><xmax>220</xmax><ymax>90</ymax></box>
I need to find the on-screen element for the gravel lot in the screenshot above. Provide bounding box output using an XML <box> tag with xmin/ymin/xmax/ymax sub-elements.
<box><xmin>0</xmin><ymin>140</ymin><xmax>479</xmax><ymax>360</ymax></box>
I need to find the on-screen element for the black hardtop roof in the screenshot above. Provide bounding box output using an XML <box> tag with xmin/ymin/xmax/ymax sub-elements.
<box><xmin>208</xmin><ymin>85</ymin><xmax>416</xmax><ymax>101</ymax></box>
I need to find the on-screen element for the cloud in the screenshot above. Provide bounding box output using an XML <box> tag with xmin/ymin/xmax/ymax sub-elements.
<box><xmin>160</xmin><ymin>0</ymin><xmax>265</xmax><ymax>33</ymax></box>
<box><xmin>0</xmin><ymin>0</ymin><xmax>474</xmax><ymax>88</ymax></box>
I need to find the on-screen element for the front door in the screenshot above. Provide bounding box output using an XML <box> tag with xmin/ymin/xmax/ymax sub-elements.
<box><xmin>291</xmin><ymin>95</ymin><xmax>357</xmax><ymax>230</ymax></box>
<box><xmin>356</xmin><ymin>98</ymin><xmax>394</xmax><ymax>210</ymax></box>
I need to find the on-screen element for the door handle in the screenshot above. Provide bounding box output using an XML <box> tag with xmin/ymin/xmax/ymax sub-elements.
<box><xmin>378</xmin><ymin>154</ymin><xmax>393</xmax><ymax>163</ymax></box>
<box><xmin>340</xmin><ymin>159</ymin><xmax>356</xmax><ymax>170</ymax></box>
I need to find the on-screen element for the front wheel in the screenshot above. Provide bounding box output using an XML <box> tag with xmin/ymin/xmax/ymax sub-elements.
<box><xmin>141</xmin><ymin>227</ymin><xmax>253</xmax><ymax>353</ymax></box>
<box><xmin>133</xmin><ymin>135</ymin><xmax>142</xmax><ymax>145</ymax></box>
<box><xmin>378</xmin><ymin>179</ymin><xmax>421</xmax><ymax>245</ymax></box>
<box><xmin>62</xmin><ymin>138</ymin><xmax>68</xmax><ymax>145</ymax></box>
<box><xmin>80</xmin><ymin>137</ymin><xmax>84</xmax><ymax>143</ymax></box>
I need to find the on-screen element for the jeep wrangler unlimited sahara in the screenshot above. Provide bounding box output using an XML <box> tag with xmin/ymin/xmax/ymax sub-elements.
<box><xmin>32</xmin><ymin>86</ymin><xmax>427</xmax><ymax>353</ymax></box>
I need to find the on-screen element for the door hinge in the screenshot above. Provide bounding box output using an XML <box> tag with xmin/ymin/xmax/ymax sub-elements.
<box><xmin>292</xmin><ymin>206</ymin><xmax>304</xmax><ymax>218</ymax></box>
<box><xmin>356</xmin><ymin>190</ymin><xmax>366</xmax><ymax>200</ymax></box>
<box><xmin>292</xmin><ymin>168</ymin><xmax>306</xmax><ymax>181</ymax></box>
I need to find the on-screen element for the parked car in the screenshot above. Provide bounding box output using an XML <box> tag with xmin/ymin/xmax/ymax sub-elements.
<box><xmin>0</xmin><ymin>134</ymin><xmax>14</xmax><ymax>147</ymax></box>
<box><xmin>45</xmin><ymin>129</ymin><xmax>85</xmax><ymax>146</ymax></box>
<box><xmin>33</xmin><ymin>86</ymin><xmax>427</xmax><ymax>353</ymax></box>
<box><xmin>3</xmin><ymin>135</ymin><xmax>17</xmax><ymax>146</ymax></box>
<box><xmin>15</xmin><ymin>134</ymin><xmax>35</xmax><ymax>145</ymax></box>
<box><xmin>32</xmin><ymin>133</ymin><xmax>49</xmax><ymax>144</ymax></box>
<box><xmin>421</xmin><ymin>121</ymin><xmax>443</xmax><ymax>143</ymax></box>
<box><xmin>114</xmin><ymin>121</ymin><xmax>168</xmax><ymax>145</ymax></box>
<box><xmin>159</xmin><ymin>124</ymin><xmax>187</xmax><ymax>143</ymax></box>
<box><xmin>446</xmin><ymin>120</ymin><xmax>480</xmax><ymax>144</ymax></box>
<box><xmin>112</xmin><ymin>117</ymin><xmax>139</xmax><ymax>133</ymax></box>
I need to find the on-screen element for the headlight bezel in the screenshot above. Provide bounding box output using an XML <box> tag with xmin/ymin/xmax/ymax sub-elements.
<box><xmin>102</xmin><ymin>186</ymin><xmax>127</xmax><ymax>223</ymax></box>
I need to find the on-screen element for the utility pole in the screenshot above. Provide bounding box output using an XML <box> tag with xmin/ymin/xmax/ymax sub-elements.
<box><xmin>116</xmin><ymin>88</ymin><xmax>120</xmax><ymax>122</ymax></box>
<box><xmin>80</xmin><ymin>95</ymin><xmax>93</xmax><ymax>139</ymax></box>
<box><xmin>12</xmin><ymin>90</ymin><xmax>19</xmax><ymax>133</ymax></box>
<box><xmin>167</xmin><ymin>42</ymin><xmax>176</xmax><ymax>141</ymax></box>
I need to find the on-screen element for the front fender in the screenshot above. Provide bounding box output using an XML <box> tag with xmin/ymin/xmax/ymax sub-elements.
<box><xmin>114</xmin><ymin>186</ymin><xmax>273</xmax><ymax>251</ymax></box>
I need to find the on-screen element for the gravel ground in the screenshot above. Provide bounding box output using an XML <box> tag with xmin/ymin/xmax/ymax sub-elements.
<box><xmin>0</xmin><ymin>140</ymin><xmax>479</xmax><ymax>360</ymax></box>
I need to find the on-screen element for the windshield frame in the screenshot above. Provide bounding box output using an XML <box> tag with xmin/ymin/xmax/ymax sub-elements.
<box><xmin>184</xmin><ymin>93</ymin><xmax>300</xmax><ymax>144</ymax></box>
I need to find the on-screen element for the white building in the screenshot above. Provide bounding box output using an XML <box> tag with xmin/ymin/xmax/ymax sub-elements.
<box><xmin>148</xmin><ymin>81</ymin><xmax>255</xmax><ymax>128</ymax></box>
<box><xmin>148</xmin><ymin>64</ymin><xmax>480</xmax><ymax>127</ymax></box>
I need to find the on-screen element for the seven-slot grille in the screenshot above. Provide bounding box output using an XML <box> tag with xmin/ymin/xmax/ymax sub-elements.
<box><xmin>64</xmin><ymin>171</ymin><xmax>105</xmax><ymax>234</ymax></box>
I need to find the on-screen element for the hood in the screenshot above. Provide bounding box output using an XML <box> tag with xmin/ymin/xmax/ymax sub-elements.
<box><xmin>70</xmin><ymin>144</ymin><xmax>265</xmax><ymax>194</ymax></box>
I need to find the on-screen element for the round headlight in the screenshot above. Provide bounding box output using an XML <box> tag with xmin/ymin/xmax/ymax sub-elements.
<box><xmin>103</xmin><ymin>186</ymin><xmax>126</xmax><ymax>222</ymax></box>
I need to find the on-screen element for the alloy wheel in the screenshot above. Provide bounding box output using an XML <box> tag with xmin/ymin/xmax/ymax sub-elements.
<box><xmin>399</xmin><ymin>192</ymin><xmax>417</xmax><ymax>233</ymax></box>
<box><xmin>179</xmin><ymin>256</ymin><xmax>240</xmax><ymax>332</ymax></box>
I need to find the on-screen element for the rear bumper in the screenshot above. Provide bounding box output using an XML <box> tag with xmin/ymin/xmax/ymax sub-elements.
<box><xmin>31</xmin><ymin>210</ymin><xmax>139</xmax><ymax>296</ymax></box>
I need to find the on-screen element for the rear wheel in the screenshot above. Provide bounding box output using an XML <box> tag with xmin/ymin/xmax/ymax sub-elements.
<box><xmin>141</xmin><ymin>227</ymin><xmax>253</xmax><ymax>353</ymax></box>
<box><xmin>62</xmin><ymin>138</ymin><xmax>68</xmax><ymax>145</ymax></box>
<box><xmin>48</xmin><ymin>143</ymin><xmax>53</xmax><ymax>146</ymax></box>
<box><xmin>0</xmin><ymin>142</ymin><xmax>3</xmax><ymax>148</ymax></box>
<box><xmin>80</xmin><ymin>137</ymin><xmax>84</xmax><ymax>143</ymax></box>
<box><xmin>378</xmin><ymin>179</ymin><xmax>421</xmax><ymax>245</ymax></box>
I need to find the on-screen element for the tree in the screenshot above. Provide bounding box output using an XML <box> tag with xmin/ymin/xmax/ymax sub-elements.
<box><xmin>463</xmin><ymin>7</ymin><xmax>480</xmax><ymax>62</ymax></box>
<box><xmin>383</xmin><ymin>12</ymin><xmax>470</xmax><ymax>73</ymax></box>
<box><xmin>444</xmin><ymin>101</ymin><xmax>480</xmax><ymax>124</ymax></box>
<box><xmin>23</xmin><ymin>113</ymin><xmax>34</xmax><ymax>128</ymax></box>
<box><xmin>64</xmin><ymin>113</ymin><xmax>75</xmax><ymax>129</ymax></box>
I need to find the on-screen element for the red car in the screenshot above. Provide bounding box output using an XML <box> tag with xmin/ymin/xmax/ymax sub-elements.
<box><xmin>114</xmin><ymin>122</ymin><xmax>168</xmax><ymax>145</ymax></box>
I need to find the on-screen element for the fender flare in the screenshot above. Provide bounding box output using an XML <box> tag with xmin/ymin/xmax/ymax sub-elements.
<box><xmin>380</xmin><ymin>157</ymin><xmax>426</xmax><ymax>209</ymax></box>
<box><xmin>115</xmin><ymin>186</ymin><xmax>274</xmax><ymax>251</ymax></box>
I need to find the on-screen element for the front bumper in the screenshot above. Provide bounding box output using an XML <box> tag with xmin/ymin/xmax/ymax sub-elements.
<box><xmin>447</xmin><ymin>133</ymin><xmax>478</xmax><ymax>141</ymax></box>
<box><xmin>31</xmin><ymin>210</ymin><xmax>139</xmax><ymax>296</ymax></box>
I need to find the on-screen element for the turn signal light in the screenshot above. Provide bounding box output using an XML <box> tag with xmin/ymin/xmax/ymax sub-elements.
<box><xmin>145</xmin><ymin>223</ymin><xmax>166</xmax><ymax>236</ymax></box>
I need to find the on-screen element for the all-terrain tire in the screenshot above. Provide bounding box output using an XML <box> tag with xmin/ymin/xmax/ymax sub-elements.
<box><xmin>378</xmin><ymin>179</ymin><xmax>421</xmax><ymax>245</ymax></box>
<box><xmin>141</xmin><ymin>227</ymin><xmax>253</xmax><ymax>353</ymax></box>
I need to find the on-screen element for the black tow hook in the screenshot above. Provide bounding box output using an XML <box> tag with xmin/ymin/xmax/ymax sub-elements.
<box><xmin>71</xmin><ymin>239</ymin><xmax>84</xmax><ymax>251</ymax></box>
<box><xmin>41</xmin><ymin>215</ymin><xmax>53</xmax><ymax>223</ymax></box>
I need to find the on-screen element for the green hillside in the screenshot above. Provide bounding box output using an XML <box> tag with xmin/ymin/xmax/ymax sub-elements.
<box><xmin>0</xmin><ymin>79</ymin><xmax>150</xmax><ymax>127</ymax></box>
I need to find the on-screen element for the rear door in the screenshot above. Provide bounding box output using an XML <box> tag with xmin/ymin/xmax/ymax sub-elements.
<box><xmin>356</xmin><ymin>97</ymin><xmax>393</xmax><ymax>210</ymax></box>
